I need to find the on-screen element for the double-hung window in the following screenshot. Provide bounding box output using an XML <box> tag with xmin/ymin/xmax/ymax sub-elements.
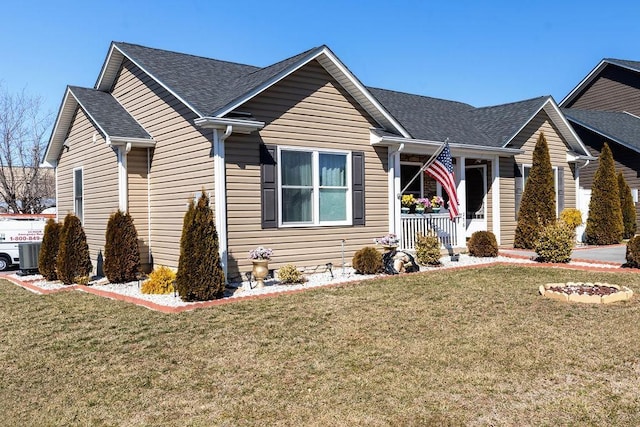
<box><xmin>279</xmin><ymin>147</ymin><xmax>351</xmax><ymax>226</ymax></box>
<box><xmin>73</xmin><ymin>167</ymin><xmax>84</xmax><ymax>222</ymax></box>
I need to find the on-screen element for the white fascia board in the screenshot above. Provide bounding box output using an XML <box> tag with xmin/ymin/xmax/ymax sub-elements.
<box><xmin>101</xmin><ymin>44</ymin><xmax>204</xmax><ymax>118</ymax></box>
<box><xmin>70</xmin><ymin>89</ymin><xmax>110</xmax><ymax>140</ymax></box>
<box><xmin>543</xmin><ymin>98</ymin><xmax>591</xmax><ymax>156</ymax></box>
<box><xmin>44</xmin><ymin>88</ymin><xmax>77</xmax><ymax>166</ymax></box>
<box><xmin>567</xmin><ymin>116</ymin><xmax>640</xmax><ymax>155</ymax></box>
<box><xmin>214</xmin><ymin>47</ymin><xmax>411</xmax><ymax>138</ymax></box>
<box><xmin>376</xmin><ymin>135</ymin><xmax>524</xmax><ymax>156</ymax></box>
<box><xmin>194</xmin><ymin>116</ymin><xmax>265</xmax><ymax>133</ymax></box>
<box><xmin>95</xmin><ymin>43</ymin><xmax>120</xmax><ymax>91</ymax></box>
<box><xmin>559</xmin><ymin>60</ymin><xmax>608</xmax><ymax>107</ymax></box>
<box><xmin>109</xmin><ymin>136</ymin><xmax>156</xmax><ymax>147</ymax></box>
<box><xmin>500</xmin><ymin>98</ymin><xmax>548</xmax><ymax>149</ymax></box>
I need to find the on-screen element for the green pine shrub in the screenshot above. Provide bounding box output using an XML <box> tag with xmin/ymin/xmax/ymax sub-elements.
<box><xmin>56</xmin><ymin>213</ymin><xmax>92</xmax><ymax>285</ymax></box>
<box><xmin>625</xmin><ymin>236</ymin><xmax>640</xmax><ymax>268</ymax></box>
<box><xmin>175</xmin><ymin>191</ymin><xmax>225</xmax><ymax>301</ymax></box>
<box><xmin>560</xmin><ymin>208</ymin><xmax>583</xmax><ymax>230</ymax></box>
<box><xmin>352</xmin><ymin>246</ymin><xmax>383</xmax><ymax>274</ymax></box>
<box><xmin>535</xmin><ymin>221</ymin><xmax>574</xmax><ymax>263</ymax></box>
<box><xmin>514</xmin><ymin>132</ymin><xmax>556</xmax><ymax>249</ymax></box>
<box><xmin>141</xmin><ymin>265</ymin><xmax>176</xmax><ymax>294</ymax></box>
<box><xmin>104</xmin><ymin>210</ymin><xmax>141</xmax><ymax>283</ymax></box>
<box><xmin>38</xmin><ymin>218</ymin><xmax>61</xmax><ymax>280</ymax></box>
<box><xmin>618</xmin><ymin>172</ymin><xmax>637</xmax><ymax>239</ymax></box>
<box><xmin>585</xmin><ymin>143</ymin><xmax>623</xmax><ymax>245</ymax></box>
<box><xmin>467</xmin><ymin>231</ymin><xmax>498</xmax><ymax>257</ymax></box>
<box><xmin>415</xmin><ymin>231</ymin><xmax>442</xmax><ymax>265</ymax></box>
<box><xmin>277</xmin><ymin>264</ymin><xmax>306</xmax><ymax>284</ymax></box>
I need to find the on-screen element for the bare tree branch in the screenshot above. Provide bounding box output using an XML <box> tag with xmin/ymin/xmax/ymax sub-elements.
<box><xmin>0</xmin><ymin>84</ymin><xmax>54</xmax><ymax>213</ymax></box>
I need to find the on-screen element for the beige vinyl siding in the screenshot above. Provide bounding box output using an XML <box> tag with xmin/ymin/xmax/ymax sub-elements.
<box><xmin>111</xmin><ymin>59</ymin><xmax>215</xmax><ymax>269</ymax></box>
<box><xmin>500</xmin><ymin>111</ymin><xmax>577</xmax><ymax>245</ymax></box>
<box><xmin>568</xmin><ymin>66</ymin><xmax>640</xmax><ymax>116</ymax></box>
<box><xmin>57</xmin><ymin>108</ymin><xmax>119</xmax><ymax>270</ymax></box>
<box><xmin>127</xmin><ymin>148</ymin><xmax>151</xmax><ymax>270</ymax></box>
<box><xmin>225</xmin><ymin>60</ymin><xmax>388</xmax><ymax>280</ymax></box>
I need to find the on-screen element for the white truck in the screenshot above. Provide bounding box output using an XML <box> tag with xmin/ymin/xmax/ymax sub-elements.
<box><xmin>0</xmin><ymin>216</ymin><xmax>47</xmax><ymax>270</ymax></box>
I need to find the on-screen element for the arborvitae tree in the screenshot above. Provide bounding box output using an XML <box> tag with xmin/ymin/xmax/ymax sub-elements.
<box><xmin>57</xmin><ymin>213</ymin><xmax>92</xmax><ymax>285</ymax></box>
<box><xmin>514</xmin><ymin>132</ymin><xmax>556</xmax><ymax>249</ymax></box>
<box><xmin>618</xmin><ymin>172</ymin><xmax>637</xmax><ymax>239</ymax></box>
<box><xmin>104</xmin><ymin>210</ymin><xmax>140</xmax><ymax>283</ymax></box>
<box><xmin>175</xmin><ymin>191</ymin><xmax>225</xmax><ymax>301</ymax></box>
<box><xmin>585</xmin><ymin>143</ymin><xmax>624</xmax><ymax>245</ymax></box>
<box><xmin>38</xmin><ymin>218</ymin><xmax>61</xmax><ymax>280</ymax></box>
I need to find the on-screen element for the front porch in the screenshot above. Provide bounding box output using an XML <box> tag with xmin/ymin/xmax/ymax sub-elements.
<box><xmin>400</xmin><ymin>212</ymin><xmax>460</xmax><ymax>250</ymax></box>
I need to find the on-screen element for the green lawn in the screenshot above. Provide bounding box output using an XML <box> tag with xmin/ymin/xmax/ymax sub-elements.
<box><xmin>2</xmin><ymin>265</ymin><xmax>640</xmax><ymax>426</ymax></box>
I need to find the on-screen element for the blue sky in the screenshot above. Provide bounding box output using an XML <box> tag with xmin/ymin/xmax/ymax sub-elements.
<box><xmin>2</xmin><ymin>0</ymin><xmax>640</xmax><ymax>120</ymax></box>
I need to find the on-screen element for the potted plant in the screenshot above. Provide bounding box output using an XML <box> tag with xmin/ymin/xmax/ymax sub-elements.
<box><xmin>430</xmin><ymin>195</ymin><xmax>444</xmax><ymax>213</ymax></box>
<box><xmin>401</xmin><ymin>194</ymin><xmax>416</xmax><ymax>214</ymax></box>
<box><xmin>374</xmin><ymin>233</ymin><xmax>400</xmax><ymax>251</ymax></box>
<box><xmin>248</xmin><ymin>246</ymin><xmax>273</xmax><ymax>288</ymax></box>
<box><xmin>415</xmin><ymin>198</ymin><xmax>431</xmax><ymax>214</ymax></box>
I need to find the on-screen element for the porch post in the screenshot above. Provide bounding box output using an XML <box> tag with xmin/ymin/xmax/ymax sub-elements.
<box><xmin>388</xmin><ymin>148</ymin><xmax>402</xmax><ymax>237</ymax></box>
<box><xmin>492</xmin><ymin>156</ymin><xmax>501</xmax><ymax>244</ymax></box>
<box><xmin>456</xmin><ymin>157</ymin><xmax>466</xmax><ymax>248</ymax></box>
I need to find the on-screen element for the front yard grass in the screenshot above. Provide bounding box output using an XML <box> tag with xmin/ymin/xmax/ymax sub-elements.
<box><xmin>2</xmin><ymin>265</ymin><xmax>640</xmax><ymax>426</ymax></box>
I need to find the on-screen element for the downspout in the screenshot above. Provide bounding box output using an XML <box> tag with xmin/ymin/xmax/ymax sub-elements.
<box><xmin>214</xmin><ymin>125</ymin><xmax>232</xmax><ymax>281</ymax></box>
<box><xmin>147</xmin><ymin>147</ymin><xmax>152</xmax><ymax>266</ymax></box>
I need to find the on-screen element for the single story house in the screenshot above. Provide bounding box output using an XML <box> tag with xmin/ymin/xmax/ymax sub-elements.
<box><xmin>560</xmin><ymin>58</ymin><xmax>640</xmax><ymax>233</ymax></box>
<box><xmin>44</xmin><ymin>42</ymin><xmax>592</xmax><ymax>280</ymax></box>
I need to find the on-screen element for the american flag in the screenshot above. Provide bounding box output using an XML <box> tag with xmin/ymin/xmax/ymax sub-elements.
<box><xmin>424</xmin><ymin>142</ymin><xmax>460</xmax><ymax>220</ymax></box>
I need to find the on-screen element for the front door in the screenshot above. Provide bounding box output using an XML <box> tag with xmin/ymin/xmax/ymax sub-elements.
<box><xmin>465</xmin><ymin>165</ymin><xmax>487</xmax><ymax>237</ymax></box>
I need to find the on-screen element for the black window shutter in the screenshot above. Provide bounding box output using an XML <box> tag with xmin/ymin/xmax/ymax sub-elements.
<box><xmin>557</xmin><ymin>167</ymin><xmax>565</xmax><ymax>214</ymax></box>
<box><xmin>514</xmin><ymin>163</ymin><xmax>523</xmax><ymax>220</ymax></box>
<box><xmin>260</xmin><ymin>144</ymin><xmax>277</xmax><ymax>229</ymax></box>
<box><xmin>352</xmin><ymin>151</ymin><xmax>365</xmax><ymax>226</ymax></box>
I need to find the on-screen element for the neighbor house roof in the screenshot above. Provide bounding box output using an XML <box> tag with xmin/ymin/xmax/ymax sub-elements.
<box><xmin>563</xmin><ymin>109</ymin><xmax>640</xmax><ymax>153</ymax></box>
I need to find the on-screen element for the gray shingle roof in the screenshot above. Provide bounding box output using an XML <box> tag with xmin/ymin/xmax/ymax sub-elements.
<box><xmin>113</xmin><ymin>42</ymin><xmax>323</xmax><ymax>116</ymax></box>
<box><xmin>69</xmin><ymin>86</ymin><xmax>150</xmax><ymax>139</ymax></box>
<box><xmin>563</xmin><ymin>108</ymin><xmax>640</xmax><ymax>151</ymax></box>
<box><xmin>605</xmin><ymin>58</ymin><xmax>640</xmax><ymax>73</ymax></box>
<box><xmin>471</xmin><ymin>97</ymin><xmax>549</xmax><ymax>146</ymax></box>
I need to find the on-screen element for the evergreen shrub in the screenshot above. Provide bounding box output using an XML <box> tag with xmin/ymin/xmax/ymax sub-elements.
<box><xmin>104</xmin><ymin>210</ymin><xmax>140</xmax><ymax>283</ymax></box>
<box><xmin>175</xmin><ymin>191</ymin><xmax>225</xmax><ymax>301</ymax></box>
<box><xmin>56</xmin><ymin>213</ymin><xmax>92</xmax><ymax>285</ymax></box>
<box><xmin>535</xmin><ymin>221</ymin><xmax>574</xmax><ymax>263</ymax></box>
<box><xmin>352</xmin><ymin>246</ymin><xmax>382</xmax><ymax>274</ymax></box>
<box><xmin>38</xmin><ymin>218</ymin><xmax>61</xmax><ymax>280</ymax></box>
<box><xmin>141</xmin><ymin>265</ymin><xmax>176</xmax><ymax>294</ymax></box>
<box><xmin>618</xmin><ymin>172</ymin><xmax>637</xmax><ymax>239</ymax></box>
<box><xmin>415</xmin><ymin>231</ymin><xmax>441</xmax><ymax>265</ymax></box>
<box><xmin>625</xmin><ymin>236</ymin><xmax>640</xmax><ymax>268</ymax></box>
<box><xmin>277</xmin><ymin>264</ymin><xmax>306</xmax><ymax>284</ymax></box>
<box><xmin>560</xmin><ymin>208</ymin><xmax>583</xmax><ymax>230</ymax></box>
<box><xmin>514</xmin><ymin>132</ymin><xmax>556</xmax><ymax>249</ymax></box>
<box><xmin>467</xmin><ymin>231</ymin><xmax>498</xmax><ymax>257</ymax></box>
<box><xmin>585</xmin><ymin>143</ymin><xmax>623</xmax><ymax>245</ymax></box>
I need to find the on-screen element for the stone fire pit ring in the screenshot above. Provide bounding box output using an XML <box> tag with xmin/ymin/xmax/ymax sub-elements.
<box><xmin>540</xmin><ymin>282</ymin><xmax>633</xmax><ymax>304</ymax></box>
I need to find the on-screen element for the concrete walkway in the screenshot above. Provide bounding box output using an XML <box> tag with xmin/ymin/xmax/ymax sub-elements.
<box><xmin>500</xmin><ymin>244</ymin><xmax>627</xmax><ymax>265</ymax></box>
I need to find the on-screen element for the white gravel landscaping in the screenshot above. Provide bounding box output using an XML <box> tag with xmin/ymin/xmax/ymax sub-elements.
<box><xmin>5</xmin><ymin>253</ymin><xmax>623</xmax><ymax>309</ymax></box>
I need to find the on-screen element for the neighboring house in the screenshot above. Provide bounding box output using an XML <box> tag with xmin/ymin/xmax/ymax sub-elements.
<box><xmin>44</xmin><ymin>42</ymin><xmax>591</xmax><ymax>280</ymax></box>
<box><xmin>560</xmin><ymin>58</ymin><xmax>640</xmax><ymax>233</ymax></box>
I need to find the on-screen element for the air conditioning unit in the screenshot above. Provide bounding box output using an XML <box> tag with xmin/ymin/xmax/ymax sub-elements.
<box><xmin>18</xmin><ymin>242</ymin><xmax>42</xmax><ymax>274</ymax></box>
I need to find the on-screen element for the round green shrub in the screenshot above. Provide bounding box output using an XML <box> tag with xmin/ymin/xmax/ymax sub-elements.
<box><xmin>415</xmin><ymin>231</ymin><xmax>441</xmax><ymax>265</ymax></box>
<box><xmin>535</xmin><ymin>221</ymin><xmax>574</xmax><ymax>263</ymax></box>
<box><xmin>352</xmin><ymin>246</ymin><xmax>382</xmax><ymax>274</ymax></box>
<box><xmin>38</xmin><ymin>218</ymin><xmax>61</xmax><ymax>280</ymax></box>
<box><xmin>560</xmin><ymin>208</ymin><xmax>583</xmax><ymax>230</ymax></box>
<box><xmin>142</xmin><ymin>265</ymin><xmax>176</xmax><ymax>294</ymax></box>
<box><xmin>467</xmin><ymin>231</ymin><xmax>498</xmax><ymax>257</ymax></box>
<box><xmin>625</xmin><ymin>236</ymin><xmax>640</xmax><ymax>268</ymax></box>
<box><xmin>277</xmin><ymin>264</ymin><xmax>306</xmax><ymax>284</ymax></box>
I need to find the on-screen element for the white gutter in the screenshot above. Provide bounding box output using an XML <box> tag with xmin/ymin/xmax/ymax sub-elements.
<box><xmin>194</xmin><ymin>117</ymin><xmax>264</xmax><ymax>133</ymax></box>
<box><xmin>375</xmin><ymin>135</ymin><xmax>524</xmax><ymax>156</ymax></box>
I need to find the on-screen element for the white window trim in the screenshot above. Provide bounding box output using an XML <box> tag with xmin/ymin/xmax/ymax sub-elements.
<box><xmin>400</xmin><ymin>161</ymin><xmax>425</xmax><ymax>197</ymax></box>
<box><xmin>523</xmin><ymin>164</ymin><xmax>559</xmax><ymax>217</ymax></box>
<box><xmin>277</xmin><ymin>146</ymin><xmax>352</xmax><ymax>227</ymax></box>
<box><xmin>73</xmin><ymin>166</ymin><xmax>84</xmax><ymax>222</ymax></box>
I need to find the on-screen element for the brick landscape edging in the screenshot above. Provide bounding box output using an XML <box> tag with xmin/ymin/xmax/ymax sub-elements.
<box><xmin>3</xmin><ymin>257</ymin><xmax>636</xmax><ymax>313</ymax></box>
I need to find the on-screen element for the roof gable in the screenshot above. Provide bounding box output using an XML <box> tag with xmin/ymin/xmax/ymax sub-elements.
<box><xmin>564</xmin><ymin>109</ymin><xmax>640</xmax><ymax>154</ymax></box>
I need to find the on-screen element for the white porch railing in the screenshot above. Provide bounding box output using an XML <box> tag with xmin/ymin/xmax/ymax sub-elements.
<box><xmin>400</xmin><ymin>213</ymin><xmax>461</xmax><ymax>250</ymax></box>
